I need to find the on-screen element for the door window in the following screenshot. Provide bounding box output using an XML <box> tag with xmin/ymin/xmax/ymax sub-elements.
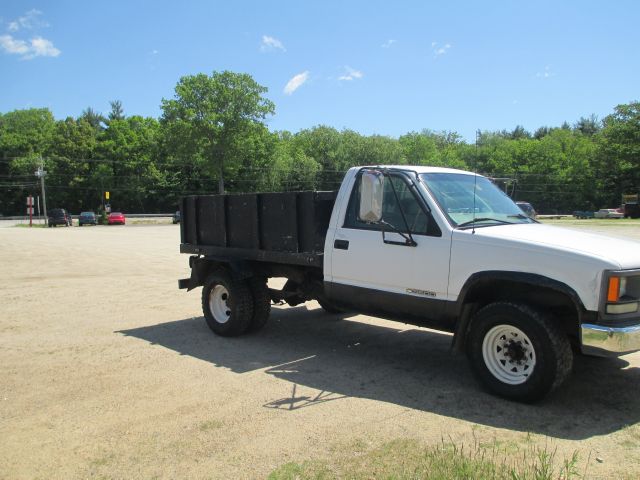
<box><xmin>344</xmin><ymin>173</ymin><xmax>440</xmax><ymax>236</ymax></box>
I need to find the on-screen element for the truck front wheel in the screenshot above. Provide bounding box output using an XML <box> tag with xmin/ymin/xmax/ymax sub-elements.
<box><xmin>202</xmin><ymin>271</ymin><xmax>253</xmax><ymax>337</ymax></box>
<box><xmin>466</xmin><ymin>302</ymin><xmax>573</xmax><ymax>402</ymax></box>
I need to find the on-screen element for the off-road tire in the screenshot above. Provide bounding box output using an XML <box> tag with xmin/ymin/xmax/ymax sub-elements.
<box><xmin>247</xmin><ymin>276</ymin><xmax>271</xmax><ymax>332</ymax></box>
<box><xmin>466</xmin><ymin>301</ymin><xmax>573</xmax><ymax>403</ymax></box>
<box><xmin>201</xmin><ymin>270</ymin><xmax>253</xmax><ymax>337</ymax></box>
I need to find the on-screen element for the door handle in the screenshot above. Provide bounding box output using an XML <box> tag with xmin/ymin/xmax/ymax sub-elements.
<box><xmin>334</xmin><ymin>239</ymin><xmax>349</xmax><ymax>250</ymax></box>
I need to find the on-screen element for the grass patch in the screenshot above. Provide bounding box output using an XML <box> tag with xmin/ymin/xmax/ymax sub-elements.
<box><xmin>268</xmin><ymin>438</ymin><xmax>582</xmax><ymax>480</ymax></box>
<box><xmin>128</xmin><ymin>218</ymin><xmax>172</xmax><ymax>225</ymax></box>
<box><xmin>89</xmin><ymin>453</ymin><xmax>115</xmax><ymax>467</ymax></box>
<box><xmin>198</xmin><ymin>419</ymin><xmax>223</xmax><ymax>431</ymax></box>
<box><xmin>541</xmin><ymin>218</ymin><xmax>640</xmax><ymax>227</ymax></box>
<box><xmin>617</xmin><ymin>424</ymin><xmax>640</xmax><ymax>450</ymax></box>
<box><xmin>13</xmin><ymin>223</ymin><xmax>47</xmax><ymax>228</ymax></box>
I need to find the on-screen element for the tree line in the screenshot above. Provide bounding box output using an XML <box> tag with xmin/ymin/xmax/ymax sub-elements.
<box><xmin>0</xmin><ymin>71</ymin><xmax>638</xmax><ymax>215</ymax></box>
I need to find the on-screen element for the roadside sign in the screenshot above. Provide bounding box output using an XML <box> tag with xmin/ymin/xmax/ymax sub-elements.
<box><xmin>27</xmin><ymin>199</ymin><xmax>34</xmax><ymax>226</ymax></box>
<box><xmin>105</xmin><ymin>203</ymin><xmax>111</xmax><ymax>213</ymax></box>
<box><xmin>105</xmin><ymin>191</ymin><xmax>110</xmax><ymax>200</ymax></box>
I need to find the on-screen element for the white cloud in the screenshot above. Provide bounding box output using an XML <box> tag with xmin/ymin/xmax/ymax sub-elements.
<box><xmin>0</xmin><ymin>34</ymin><xmax>60</xmax><ymax>59</ymax></box>
<box><xmin>1</xmin><ymin>10</ymin><xmax>58</xmax><ymax>60</ymax></box>
<box><xmin>536</xmin><ymin>65</ymin><xmax>555</xmax><ymax>78</ymax></box>
<box><xmin>432</xmin><ymin>42</ymin><xmax>451</xmax><ymax>57</ymax></box>
<box><xmin>284</xmin><ymin>71</ymin><xmax>309</xmax><ymax>95</ymax></box>
<box><xmin>338</xmin><ymin>66</ymin><xmax>363</xmax><ymax>81</ymax></box>
<box><xmin>261</xmin><ymin>35</ymin><xmax>286</xmax><ymax>52</ymax></box>
<box><xmin>28</xmin><ymin>36</ymin><xmax>60</xmax><ymax>58</ymax></box>
<box><xmin>0</xmin><ymin>34</ymin><xmax>30</xmax><ymax>55</ymax></box>
<box><xmin>7</xmin><ymin>9</ymin><xmax>48</xmax><ymax>32</ymax></box>
<box><xmin>381</xmin><ymin>39</ymin><xmax>396</xmax><ymax>48</ymax></box>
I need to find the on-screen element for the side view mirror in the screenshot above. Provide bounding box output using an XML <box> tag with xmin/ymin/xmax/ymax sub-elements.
<box><xmin>358</xmin><ymin>170</ymin><xmax>384</xmax><ymax>223</ymax></box>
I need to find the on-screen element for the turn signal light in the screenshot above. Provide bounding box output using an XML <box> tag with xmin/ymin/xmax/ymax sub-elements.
<box><xmin>607</xmin><ymin>277</ymin><xmax>621</xmax><ymax>303</ymax></box>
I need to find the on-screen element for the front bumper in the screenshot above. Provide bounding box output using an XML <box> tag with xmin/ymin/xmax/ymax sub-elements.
<box><xmin>581</xmin><ymin>323</ymin><xmax>640</xmax><ymax>356</ymax></box>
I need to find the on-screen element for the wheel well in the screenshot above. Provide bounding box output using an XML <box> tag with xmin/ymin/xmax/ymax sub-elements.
<box><xmin>461</xmin><ymin>279</ymin><xmax>581</xmax><ymax>343</ymax></box>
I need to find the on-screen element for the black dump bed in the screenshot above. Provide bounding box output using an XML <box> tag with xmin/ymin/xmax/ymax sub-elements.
<box><xmin>180</xmin><ymin>191</ymin><xmax>337</xmax><ymax>267</ymax></box>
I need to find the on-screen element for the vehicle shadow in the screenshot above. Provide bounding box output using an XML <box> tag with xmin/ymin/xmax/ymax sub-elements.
<box><xmin>118</xmin><ymin>306</ymin><xmax>640</xmax><ymax>440</ymax></box>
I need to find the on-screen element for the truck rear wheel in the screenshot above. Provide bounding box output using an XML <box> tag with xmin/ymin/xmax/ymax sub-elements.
<box><xmin>202</xmin><ymin>271</ymin><xmax>253</xmax><ymax>337</ymax></box>
<box><xmin>317</xmin><ymin>298</ymin><xmax>343</xmax><ymax>314</ymax></box>
<box><xmin>466</xmin><ymin>302</ymin><xmax>573</xmax><ymax>402</ymax></box>
<box><xmin>247</xmin><ymin>276</ymin><xmax>271</xmax><ymax>332</ymax></box>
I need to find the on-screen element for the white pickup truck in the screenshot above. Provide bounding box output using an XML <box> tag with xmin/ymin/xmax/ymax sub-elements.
<box><xmin>179</xmin><ymin>166</ymin><xmax>640</xmax><ymax>402</ymax></box>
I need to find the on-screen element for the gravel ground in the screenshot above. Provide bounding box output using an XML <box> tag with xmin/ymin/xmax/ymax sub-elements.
<box><xmin>1</xmin><ymin>223</ymin><xmax>640</xmax><ymax>479</ymax></box>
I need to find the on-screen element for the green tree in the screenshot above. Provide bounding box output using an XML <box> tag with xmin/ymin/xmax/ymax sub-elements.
<box><xmin>97</xmin><ymin>116</ymin><xmax>160</xmax><ymax>211</ymax></box>
<box><xmin>533</xmin><ymin>126</ymin><xmax>553</xmax><ymax>139</ymax></box>
<box><xmin>510</xmin><ymin>125</ymin><xmax>531</xmax><ymax>140</ymax></box>
<box><xmin>0</xmin><ymin>108</ymin><xmax>55</xmax><ymax>215</ymax></box>
<box><xmin>108</xmin><ymin>100</ymin><xmax>125</xmax><ymax>122</ymax></box>
<box><xmin>0</xmin><ymin>108</ymin><xmax>55</xmax><ymax>158</ymax></box>
<box><xmin>400</xmin><ymin>131</ymin><xmax>436</xmax><ymax>165</ymax></box>
<box><xmin>597</xmin><ymin>101</ymin><xmax>640</xmax><ymax>205</ymax></box>
<box><xmin>268</xmin><ymin>131</ymin><xmax>321</xmax><ymax>191</ymax></box>
<box><xmin>574</xmin><ymin>114</ymin><xmax>600</xmax><ymax>136</ymax></box>
<box><xmin>80</xmin><ymin>107</ymin><xmax>106</xmax><ymax>131</ymax></box>
<box><xmin>47</xmin><ymin>116</ymin><xmax>101</xmax><ymax>212</ymax></box>
<box><xmin>290</xmin><ymin>126</ymin><xmax>345</xmax><ymax>189</ymax></box>
<box><xmin>161</xmin><ymin>71</ymin><xmax>275</xmax><ymax>193</ymax></box>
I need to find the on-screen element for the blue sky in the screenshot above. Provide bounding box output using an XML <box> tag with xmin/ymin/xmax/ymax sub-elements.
<box><xmin>1</xmin><ymin>0</ymin><xmax>638</xmax><ymax>141</ymax></box>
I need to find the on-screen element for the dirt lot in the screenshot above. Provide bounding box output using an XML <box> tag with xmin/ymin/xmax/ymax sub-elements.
<box><xmin>2</xmin><ymin>222</ymin><xmax>640</xmax><ymax>479</ymax></box>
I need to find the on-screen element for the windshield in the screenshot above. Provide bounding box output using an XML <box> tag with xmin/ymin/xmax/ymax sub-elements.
<box><xmin>420</xmin><ymin>173</ymin><xmax>534</xmax><ymax>228</ymax></box>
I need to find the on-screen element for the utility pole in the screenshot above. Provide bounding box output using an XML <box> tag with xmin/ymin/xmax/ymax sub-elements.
<box><xmin>35</xmin><ymin>156</ymin><xmax>48</xmax><ymax>226</ymax></box>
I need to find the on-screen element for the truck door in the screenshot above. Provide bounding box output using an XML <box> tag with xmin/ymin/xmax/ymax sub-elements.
<box><xmin>328</xmin><ymin>172</ymin><xmax>453</xmax><ymax>325</ymax></box>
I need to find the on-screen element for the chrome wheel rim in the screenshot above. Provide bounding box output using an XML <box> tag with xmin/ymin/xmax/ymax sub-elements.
<box><xmin>482</xmin><ymin>325</ymin><xmax>536</xmax><ymax>385</ymax></box>
<box><xmin>209</xmin><ymin>285</ymin><xmax>231</xmax><ymax>324</ymax></box>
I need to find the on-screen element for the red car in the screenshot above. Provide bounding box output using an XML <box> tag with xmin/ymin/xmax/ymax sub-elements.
<box><xmin>108</xmin><ymin>212</ymin><xmax>126</xmax><ymax>225</ymax></box>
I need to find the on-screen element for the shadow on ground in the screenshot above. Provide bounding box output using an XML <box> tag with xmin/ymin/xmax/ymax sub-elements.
<box><xmin>118</xmin><ymin>305</ymin><xmax>640</xmax><ymax>440</ymax></box>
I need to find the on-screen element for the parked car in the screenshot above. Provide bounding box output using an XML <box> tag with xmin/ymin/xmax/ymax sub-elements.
<box><xmin>78</xmin><ymin>211</ymin><xmax>97</xmax><ymax>226</ymax></box>
<box><xmin>594</xmin><ymin>208</ymin><xmax>624</xmax><ymax>219</ymax></box>
<box><xmin>173</xmin><ymin>210</ymin><xmax>181</xmax><ymax>224</ymax></box>
<box><xmin>573</xmin><ymin>210</ymin><xmax>595</xmax><ymax>219</ymax></box>
<box><xmin>48</xmin><ymin>208</ymin><xmax>72</xmax><ymax>227</ymax></box>
<box><xmin>515</xmin><ymin>201</ymin><xmax>537</xmax><ymax>219</ymax></box>
<box><xmin>108</xmin><ymin>212</ymin><xmax>126</xmax><ymax>225</ymax></box>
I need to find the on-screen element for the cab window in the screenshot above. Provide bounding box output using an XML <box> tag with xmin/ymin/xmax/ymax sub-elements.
<box><xmin>344</xmin><ymin>173</ymin><xmax>441</xmax><ymax>237</ymax></box>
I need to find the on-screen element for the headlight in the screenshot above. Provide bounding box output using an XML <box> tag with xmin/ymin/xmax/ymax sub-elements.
<box><xmin>607</xmin><ymin>303</ymin><xmax>638</xmax><ymax>314</ymax></box>
<box><xmin>605</xmin><ymin>274</ymin><xmax>639</xmax><ymax>315</ymax></box>
<box><xmin>620</xmin><ymin>277</ymin><xmax>627</xmax><ymax>297</ymax></box>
